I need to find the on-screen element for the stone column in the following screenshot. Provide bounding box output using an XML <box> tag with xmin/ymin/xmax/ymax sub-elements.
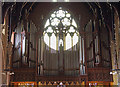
<box><xmin>6</xmin><ymin>42</ymin><xmax>12</xmax><ymax>85</ymax></box>
<box><xmin>0</xmin><ymin>1</ymin><xmax>3</xmax><ymax>86</ymax></box>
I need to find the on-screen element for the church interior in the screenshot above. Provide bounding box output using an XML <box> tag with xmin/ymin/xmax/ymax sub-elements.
<box><xmin>0</xmin><ymin>1</ymin><xmax>120</xmax><ymax>87</ymax></box>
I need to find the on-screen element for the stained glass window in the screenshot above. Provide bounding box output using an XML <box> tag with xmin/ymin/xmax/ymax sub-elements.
<box><xmin>44</xmin><ymin>7</ymin><xmax>79</xmax><ymax>50</ymax></box>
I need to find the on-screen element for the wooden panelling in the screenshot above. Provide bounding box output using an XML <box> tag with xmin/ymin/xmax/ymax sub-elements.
<box><xmin>36</xmin><ymin>75</ymin><xmax>87</xmax><ymax>82</ymax></box>
<box><xmin>11</xmin><ymin>68</ymin><xmax>35</xmax><ymax>82</ymax></box>
<box><xmin>87</xmin><ymin>68</ymin><xmax>113</xmax><ymax>81</ymax></box>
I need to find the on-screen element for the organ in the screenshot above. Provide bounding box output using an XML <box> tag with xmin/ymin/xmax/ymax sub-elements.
<box><xmin>2</xmin><ymin>2</ymin><xmax>114</xmax><ymax>86</ymax></box>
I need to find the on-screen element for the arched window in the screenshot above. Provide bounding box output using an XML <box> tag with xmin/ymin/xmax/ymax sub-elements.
<box><xmin>38</xmin><ymin>7</ymin><xmax>85</xmax><ymax>76</ymax></box>
<box><xmin>43</xmin><ymin>7</ymin><xmax>79</xmax><ymax>51</ymax></box>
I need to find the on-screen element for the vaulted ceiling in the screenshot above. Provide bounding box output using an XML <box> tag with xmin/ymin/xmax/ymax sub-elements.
<box><xmin>2</xmin><ymin>2</ymin><xmax>120</xmax><ymax>32</ymax></box>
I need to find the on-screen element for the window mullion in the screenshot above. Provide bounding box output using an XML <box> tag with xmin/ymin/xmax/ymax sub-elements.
<box><xmin>63</xmin><ymin>33</ymin><xmax>66</xmax><ymax>50</ymax></box>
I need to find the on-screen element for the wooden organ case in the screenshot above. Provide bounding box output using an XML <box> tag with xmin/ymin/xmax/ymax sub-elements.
<box><xmin>10</xmin><ymin>3</ymin><xmax>113</xmax><ymax>86</ymax></box>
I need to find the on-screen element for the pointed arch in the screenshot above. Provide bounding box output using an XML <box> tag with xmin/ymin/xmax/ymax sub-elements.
<box><xmin>43</xmin><ymin>7</ymin><xmax>79</xmax><ymax>50</ymax></box>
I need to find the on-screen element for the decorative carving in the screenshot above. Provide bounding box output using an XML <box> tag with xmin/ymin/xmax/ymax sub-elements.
<box><xmin>39</xmin><ymin>81</ymin><xmax>81</xmax><ymax>86</ymax></box>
